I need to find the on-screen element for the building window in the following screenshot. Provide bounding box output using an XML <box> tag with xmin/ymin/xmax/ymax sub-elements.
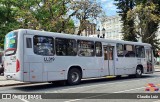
<box><xmin>56</xmin><ymin>38</ymin><xmax>77</xmax><ymax>56</ymax></box>
<box><xmin>33</xmin><ymin>36</ymin><xmax>54</xmax><ymax>56</ymax></box>
<box><xmin>78</xmin><ymin>40</ymin><xmax>94</xmax><ymax>57</ymax></box>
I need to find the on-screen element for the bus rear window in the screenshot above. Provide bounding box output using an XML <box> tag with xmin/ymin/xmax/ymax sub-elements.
<box><xmin>4</xmin><ymin>32</ymin><xmax>18</xmax><ymax>56</ymax></box>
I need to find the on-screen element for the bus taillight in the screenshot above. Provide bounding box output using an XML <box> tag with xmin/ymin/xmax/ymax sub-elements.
<box><xmin>16</xmin><ymin>59</ymin><xmax>20</xmax><ymax>72</ymax></box>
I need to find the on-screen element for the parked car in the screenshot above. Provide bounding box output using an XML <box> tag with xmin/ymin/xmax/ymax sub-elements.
<box><xmin>0</xmin><ymin>53</ymin><xmax>4</xmax><ymax>75</ymax></box>
<box><xmin>0</xmin><ymin>63</ymin><xmax>4</xmax><ymax>75</ymax></box>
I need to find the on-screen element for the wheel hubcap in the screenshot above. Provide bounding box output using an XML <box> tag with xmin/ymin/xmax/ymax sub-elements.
<box><xmin>71</xmin><ymin>72</ymin><xmax>79</xmax><ymax>82</ymax></box>
<box><xmin>137</xmin><ymin>69</ymin><xmax>141</xmax><ymax>75</ymax></box>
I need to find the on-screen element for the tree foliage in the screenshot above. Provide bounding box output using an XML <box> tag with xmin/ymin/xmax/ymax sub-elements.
<box><xmin>0</xmin><ymin>0</ymin><xmax>20</xmax><ymax>48</ymax></box>
<box><xmin>15</xmin><ymin>0</ymin><xmax>75</xmax><ymax>33</ymax></box>
<box><xmin>115</xmin><ymin>0</ymin><xmax>137</xmax><ymax>41</ymax></box>
<box><xmin>115</xmin><ymin>0</ymin><xmax>160</xmax><ymax>54</ymax></box>
<box><xmin>70</xmin><ymin>0</ymin><xmax>102</xmax><ymax>35</ymax></box>
<box><xmin>0</xmin><ymin>0</ymin><xmax>103</xmax><ymax>49</ymax></box>
<box><xmin>0</xmin><ymin>0</ymin><xmax>75</xmax><ymax>48</ymax></box>
<box><xmin>127</xmin><ymin>1</ymin><xmax>160</xmax><ymax>52</ymax></box>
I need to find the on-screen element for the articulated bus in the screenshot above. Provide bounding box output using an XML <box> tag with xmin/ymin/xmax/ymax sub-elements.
<box><xmin>4</xmin><ymin>29</ymin><xmax>154</xmax><ymax>85</ymax></box>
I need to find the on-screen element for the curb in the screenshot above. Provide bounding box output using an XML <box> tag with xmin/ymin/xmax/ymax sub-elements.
<box><xmin>106</xmin><ymin>76</ymin><xmax>115</xmax><ymax>78</ymax></box>
<box><xmin>0</xmin><ymin>82</ymin><xmax>36</xmax><ymax>87</ymax></box>
<box><xmin>155</xmin><ymin>68</ymin><xmax>160</xmax><ymax>72</ymax></box>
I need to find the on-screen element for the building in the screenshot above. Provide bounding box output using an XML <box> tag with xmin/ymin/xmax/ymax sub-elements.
<box><xmin>102</xmin><ymin>15</ymin><xmax>160</xmax><ymax>42</ymax></box>
<box><xmin>102</xmin><ymin>15</ymin><xmax>123</xmax><ymax>40</ymax></box>
<box><xmin>75</xmin><ymin>21</ymin><xmax>96</xmax><ymax>36</ymax></box>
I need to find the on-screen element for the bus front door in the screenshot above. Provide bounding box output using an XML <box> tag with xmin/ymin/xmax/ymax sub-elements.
<box><xmin>103</xmin><ymin>45</ymin><xmax>115</xmax><ymax>76</ymax></box>
<box><xmin>145</xmin><ymin>48</ymin><xmax>154</xmax><ymax>73</ymax></box>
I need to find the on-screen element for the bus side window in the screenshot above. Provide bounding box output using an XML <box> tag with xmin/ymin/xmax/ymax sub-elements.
<box><xmin>124</xmin><ymin>44</ymin><xmax>135</xmax><ymax>57</ymax></box>
<box><xmin>78</xmin><ymin>40</ymin><xmax>95</xmax><ymax>57</ymax></box>
<box><xmin>95</xmin><ymin>42</ymin><xmax>102</xmax><ymax>57</ymax></box>
<box><xmin>26</xmin><ymin>38</ymin><xmax>32</xmax><ymax>48</ymax></box>
<box><xmin>135</xmin><ymin>45</ymin><xmax>145</xmax><ymax>58</ymax></box>
<box><xmin>116</xmin><ymin>43</ymin><xmax>124</xmax><ymax>57</ymax></box>
<box><xmin>104</xmin><ymin>47</ymin><xmax>108</xmax><ymax>60</ymax></box>
<box><xmin>33</xmin><ymin>36</ymin><xmax>54</xmax><ymax>56</ymax></box>
<box><xmin>56</xmin><ymin>38</ymin><xmax>77</xmax><ymax>56</ymax></box>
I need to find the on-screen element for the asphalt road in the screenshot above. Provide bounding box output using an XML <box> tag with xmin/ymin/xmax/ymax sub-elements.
<box><xmin>0</xmin><ymin>72</ymin><xmax>160</xmax><ymax>102</ymax></box>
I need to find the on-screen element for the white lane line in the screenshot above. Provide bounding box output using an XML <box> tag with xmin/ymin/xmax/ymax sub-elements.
<box><xmin>20</xmin><ymin>99</ymin><xmax>29</xmax><ymax>102</ymax></box>
<box><xmin>65</xmin><ymin>99</ymin><xmax>81</xmax><ymax>102</ymax></box>
<box><xmin>153</xmin><ymin>100</ymin><xmax>160</xmax><ymax>102</ymax></box>
<box><xmin>113</xmin><ymin>87</ymin><xmax>146</xmax><ymax>93</ymax></box>
<box><xmin>52</xmin><ymin>77</ymin><xmax>158</xmax><ymax>93</ymax></box>
<box><xmin>64</xmin><ymin>86</ymin><xmax>146</xmax><ymax>102</ymax></box>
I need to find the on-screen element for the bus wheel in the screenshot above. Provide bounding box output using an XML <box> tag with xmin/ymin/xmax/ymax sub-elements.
<box><xmin>116</xmin><ymin>75</ymin><xmax>121</xmax><ymax>79</ymax></box>
<box><xmin>135</xmin><ymin>67</ymin><xmax>142</xmax><ymax>78</ymax></box>
<box><xmin>49</xmin><ymin>81</ymin><xmax>66</xmax><ymax>86</ymax></box>
<box><xmin>67</xmin><ymin>68</ymin><xmax>82</xmax><ymax>85</ymax></box>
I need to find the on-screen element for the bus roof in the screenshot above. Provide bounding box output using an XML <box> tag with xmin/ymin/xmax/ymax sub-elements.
<box><xmin>16</xmin><ymin>29</ymin><xmax>151</xmax><ymax>47</ymax></box>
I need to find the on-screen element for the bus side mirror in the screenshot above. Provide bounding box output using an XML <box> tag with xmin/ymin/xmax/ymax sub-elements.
<box><xmin>103</xmin><ymin>34</ymin><xmax>105</xmax><ymax>38</ymax></box>
<box><xmin>97</xmin><ymin>34</ymin><xmax>100</xmax><ymax>38</ymax></box>
<box><xmin>154</xmin><ymin>57</ymin><xmax>157</xmax><ymax>65</ymax></box>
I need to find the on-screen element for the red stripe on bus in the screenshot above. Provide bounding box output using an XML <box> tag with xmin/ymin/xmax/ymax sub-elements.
<box><xmin>5</xmin><ymin>48</ymin><xmax>16</xmax><ymax>52</ymax></box>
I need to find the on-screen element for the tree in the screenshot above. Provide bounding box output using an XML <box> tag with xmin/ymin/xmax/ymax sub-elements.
<box><xmin>15</xmin><ymin>0</ymin><xmax>75</xmax><ymax>33</ymax></box>
<box><xmin>0</xmin><ymin>0</ymin><xmax>20</xmax><ymax>48</ymax></box>
<box><xmin>0</xmin><ymin>0</ymin><xmax>76</xmax><ymax>48</ymax></box>
<box><xmin>70</xmin><ymin>0</ymin><xmax>102</xmax><ymax>35</ymax></box>
<box><xmin>115</xmin><ymin>0</ymin><xmax>137</xmax><ymax>41</ymax></box>
<box><xmin>127</xmin><ymin>1</ymin><xmax>160</xmax><ymax>54</ymax></box>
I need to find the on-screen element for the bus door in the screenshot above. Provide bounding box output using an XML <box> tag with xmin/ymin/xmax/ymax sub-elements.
<box><xmin>24</xmin><ymin>34</ymin><xmax>43</xmax><ymax>82</ymax></box>
<box><xmin>103</xmin><ymin>44</ymin><xmax>115</xmax><ymax>76</ymax></box>
<box><xmin>145</xmin><ymin>48</ymin><xmax>153</xmax><ymax>73</ymax></box>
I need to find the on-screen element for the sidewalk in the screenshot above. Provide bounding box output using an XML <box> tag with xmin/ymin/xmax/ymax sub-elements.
<box><xmin>154</xmin><ymin>65</ymin><xmax>160</xmax><ymax>72</ymax></box>
<box><xmin>0</xmin><ymin>66</ymin><xmax>160</xmax><ymax>87</ymax></box>
<box><xmin>0</xmin><ymin>76</ymin><xmax>33</xmax><ymax>87</ymax></box>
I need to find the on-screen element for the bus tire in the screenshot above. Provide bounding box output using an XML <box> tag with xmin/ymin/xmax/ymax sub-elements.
<box><xmin>135</xmin><ymin>67</ymin><xmax>142</xmax><ymax>78</ymax></box>
<box><xmin>67</xmin><ymin>68</ymin><xmax>82</xmax><ymax>85</ymax></box>
<box><xmin>129</xmin><ymin>74</ymin><xmax>135</xmax><ymax>78</ymax></box>
<box><xmin>116</xmin><ymin>75</ymin><xmax>121</xmax><ymax>78</ymax></box>
<box><xmin>49</xmin><ymin>81</ymin><xmax>66</xmax><ymax>86</ymax></box>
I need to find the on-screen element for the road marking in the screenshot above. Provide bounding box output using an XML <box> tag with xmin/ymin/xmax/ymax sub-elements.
<box><xmin>51</xmin><ymin>77</ymin><xmax>158</xmax><ymax>93</ymax></box>
<box><xmin>65</xmin><ymin>99</ymin><xmax>81</xmax><ymax>102</ymax></box>
<box><xmin>113</xmin><ymin>87</ymin><xmax>146</xmax><ymax>93</ymax></box>
<box><xmin>153</xmin><ymin>100</ymin><xmax>160</xmax><ymax>102</ymax></box>
<box><xmin>64</xmin><ymin>83</ymin><xmax>160</xmax><ymax>102</ymax></box>
<box><xmin>20</xmin><ymin>99</ymin><xmax>29</xmax><ymax>102</ymax></box>
<box><xmin>64</xmin><ymin>86</ymin><xmax>146</xmax><ymax>102</ymax></box>
<box><xmin>106</xmin><ymin>76</ymin><xmax>115</xmax><ymax>78</ymax></box>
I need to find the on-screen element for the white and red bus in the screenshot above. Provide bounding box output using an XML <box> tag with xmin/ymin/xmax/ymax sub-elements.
<box><xmin>4</xmin><ymin>29</ymin><xmax>154</xmax><ymax>85</ymax></box>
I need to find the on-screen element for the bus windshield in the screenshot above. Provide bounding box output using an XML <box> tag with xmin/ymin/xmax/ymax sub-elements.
<box><xmin>4</xmin><ymin>32</ymin><xmax>18</xmax><ymax>56</ymax></box>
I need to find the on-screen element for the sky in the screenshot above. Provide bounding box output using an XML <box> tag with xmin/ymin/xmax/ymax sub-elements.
<box><xmin>99</xmin><ymin>0</ymin><xmax>118</xmax><ymax>16</ymax></box>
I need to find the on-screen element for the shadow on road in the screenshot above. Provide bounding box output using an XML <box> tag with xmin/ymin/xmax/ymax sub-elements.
<box><xmin>12</xmin><ymin>75</ymin><xmax>154</xmax><ymax>92</ymax></box>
